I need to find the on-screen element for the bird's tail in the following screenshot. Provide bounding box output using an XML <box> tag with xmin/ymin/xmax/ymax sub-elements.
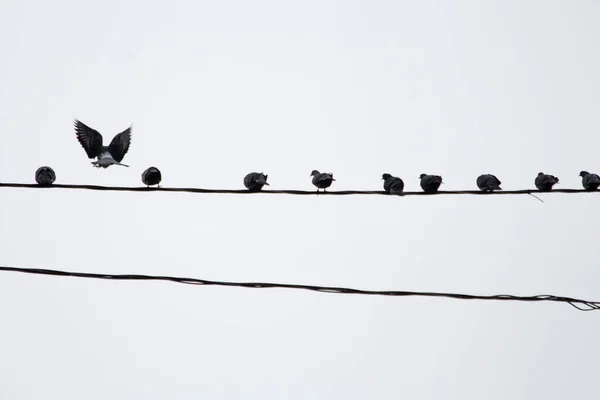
<box><xmin>256</xmin><ymin>178</ymin><xmax>269</xmax><ymax>186</ymax></box>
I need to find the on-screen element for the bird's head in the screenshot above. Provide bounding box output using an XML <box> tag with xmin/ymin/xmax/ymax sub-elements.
<box><xmin>419</xmin><ymin>173</ymin><xmax>426</xmax><ymax>179</ymax></box>
<box><xmin>310</xmin><ymin>170</ymin><xmax>320</xmax><ymax>177</ymax></box>
<box><xmin>382</xmin><ymin>173</ymin><xmax>392</xmax><ymax>180</ymax></box>
<box><xmin>579</xmin><ymin>171</ymin><xmax>589</xmax><ymax>178</ymax></box>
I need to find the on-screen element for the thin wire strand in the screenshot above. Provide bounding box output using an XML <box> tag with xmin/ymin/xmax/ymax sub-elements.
<box><xmin>0</xmin><ymin>182</ymin><xmax>595</xmax><ymax>196</ymax></box>
<box><xmin>0</xmin><ymin>266</ymin><xmax>598</xmax><ymax>311</ymax></box>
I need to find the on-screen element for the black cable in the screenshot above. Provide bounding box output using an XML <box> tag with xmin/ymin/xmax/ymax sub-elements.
<box><xmin>0</xmin><ymin>266</ymin><xmax>597</xmax><ymax>311</ymax></box>
<box><xmin>0</xmin><ymin>182</ymin><xmax>596</xmax><ymax>196</ymax></box>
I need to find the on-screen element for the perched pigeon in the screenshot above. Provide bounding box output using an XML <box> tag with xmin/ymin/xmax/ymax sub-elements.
<box><xmin>579</xmin><ymin>171</ymin><xmax>600</xmax><ymax>191</ymax></box>
<box><xmin>419</xmin><ymin>173</ymin><xmax>443</xmax><ymax>193</ymax></box>
<box><xmin>382</xmin><ymin>173</ymin><xmax>404</xmax><ymax>195</ymax></box>
<box><xmin>74</xmin><ymin>119</ymin><xmax>132</xmax><ymax>168</ymax></box>
<box><xmin>535</xmin><ymin>172</ymin><xmax>559</xmax><ymax>192</ymax></box>
<box><xmin>310</xmin><ymin>170</ymin><xmax>335</xmax><ymax>192</ymax></box>
<box><xmin>142</xmin><ymin>167</ymin><xmax>162</xmax><ymax>187</ymax></box>
<box><xmin>35</xmin><ymin>166</ymin><xmax>56</xmax><ymax>186</ymax></box>
<box><xmin>244</xmin><ymin>172</ymin><xmax>269</xmax><ymax>192</ymax></box>
<box><xmin>476</xmin><ymin>174</ymin><xmax>502</xmax><ymax>192</ymax></box>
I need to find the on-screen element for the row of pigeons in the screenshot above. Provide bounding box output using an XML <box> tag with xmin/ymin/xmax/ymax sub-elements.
<box><xmin>28</xmin><ymin>119</ymin><xmax>600</xmax><ymax>193</ymax></box>
<box><xmin>33</xmin><ymin>166</ymin><xmax>600</xmax><ymax>193</ymax></box>
<box><xmin>34</xmin><ymin>165</ymin><xmax>162</xmax><ymax>187</ymax></box>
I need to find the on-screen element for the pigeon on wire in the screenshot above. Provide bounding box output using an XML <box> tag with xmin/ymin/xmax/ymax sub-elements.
<box><xmin>476</xmin><ymin>174</ymin><xmax>502</xmax><ymax>192</ymax></box>
<box><xmin>419</xmin><ymin>173</ymin><xmax>443</xmax><ymax>193</ymax></box>
<box><xmin>579</xmin><ymin>171</ymin><xmax>600</xmax><ymax>191</ymax></box>
<box><xmin>311</xmin><ymin>170</ymin><xmax>335</xmax><ymax>192</ymax></box>
<box><xmin>244</xmin><ymin>172</ymin><xmax>269</xmax><ymax>192</ymax></box>
<box><xmin>74</xmin><ymin>119</ymin><xmax>132</xmax><ymax>168</ymax></box>
<box><xmin>382</xmin><ymin>173</ymin><xmax>404</xmax><ymax>195</ymax></box>
<box><xmin>535</xmin><ymin>172</ymin><xmax>559</xmax><ymax>192</ymax></box>
<box><xmin>142</xmin><ymin>167</ymin><xmax>162</xmax><ymax>187</ymax></box>
<box><xmin>35</xmin><ymin>166</ymin><xmax>56</xmax><ymax>186</ymax></box>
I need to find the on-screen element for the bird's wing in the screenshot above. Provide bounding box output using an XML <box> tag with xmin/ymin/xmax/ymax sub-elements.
<box><xmin>426</xmin><ymin>175</ymin><xmax>442</xmax><ymax>185</ymax></box>
<box><xmin>108</xmin><ymin>126</ymin><xmax>132</xmax><ymax>162</ymax></box>
<box><xmin>316</xmin><ymin>173</ymin><xmax>331</xmax><ymax>183</ymax></box>
<box><xmin>74</xmin><ymin>119</ymin><xmax>103</xmax><ymax>158</ymax></box>
<box><xmin>255</xmin><ymin>174</ymin><xmax>268</xmax><ymax>185</ymax></box>
<box><xmin>391</xmin><ymin>178</ymin><xmax>404</xmax><ymax>191</ymax></box>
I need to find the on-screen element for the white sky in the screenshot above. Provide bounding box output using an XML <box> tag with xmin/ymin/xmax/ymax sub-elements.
<box><xmin>1</xmin><ymin>0</ymin><xmax>600</xmax><ymax>398</ymax></box>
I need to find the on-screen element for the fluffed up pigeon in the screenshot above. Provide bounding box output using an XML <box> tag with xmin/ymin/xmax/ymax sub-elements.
<box><xmin>535</xmin><ymin>172</ymin><xmax>559</xmax><ymax>192</ymax></box>
<box><xmin>476</xmin><ymin>174</ymin><xmax>502</xmax><ymax>192</ymax></box>
<box><xmin>244</xmin><ymin>172</ymin><xmax>269</xmax><ymax>192</ymax></box>
<box><xmin>382</xmin><ymin>173</ymin><xmax>404</xmax><ymax>195</ymax></box>
<box><xmin>579</xmin><ymin>171</ymin><xmax>600</xmax><ymax>191</ymax></box>
<box><xmin>419</xmin><ymin>173</ymin><xmax>443</xmax><ymax>193</ymax></box>
<box><xmin>74</xmin><ymin>119</ymin><xmax>132</xmax><ymax>168</ymax></box>
<box><xmin>311</xmin><ymin>170</ymin><xmax>335</xmax><ymax>192</ymax></box>
<box><xmin>142</xmin><ymin>167</ymin><xmax>162</xmax><ymax>187</ymax></box>
<box><xmin>35</xmin><ymin>166</ymin><xmax>56</xmax><ymax>186</ymax></box>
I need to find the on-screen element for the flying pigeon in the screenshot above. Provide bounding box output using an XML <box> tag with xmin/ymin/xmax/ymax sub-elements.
<box><xmin>311</xmin><ymin>170</ymin><xmax>335</xmax><ymax>192</ymax></box>
<box><xmin>419</xmin><ymin>173</ymin><xmax>443</xmax><ymax>193</ymax></box>
<box><xmin>382</xmin><ymin>173</ymin><xmax>404</xmax><ymax>195</ymax></box>
<box><xmin>244</xmin><ymin>172</ymin><xmax>269</xmax><ymax>192</ymax></box>
<box><xmin>142</xmin><ymin>167</ymin><xmax>162</xmax><ymax>187</ymax></box>
<box><xmin>74</xmin><ymin>119</ymin><xmax>132</xmax><ymax>168</ymax></box>
<box><xmin>579</xmin><ymin>171</ymin><xmax>600</xmax><ymax>191</ymax></box>
<box><xmin>535</xmin><ymin>172</ymin><xmax>559</xmax><ymax>192</ymax></box>
<box><xmin>476</xmin><ymin>174</ymin><xmax>502</xmax><ymax>192</ymax></box>
<box><xmin>35</xmin><ymin>166</ymin><xmax>56</xmax><ymax>186</ymax></box>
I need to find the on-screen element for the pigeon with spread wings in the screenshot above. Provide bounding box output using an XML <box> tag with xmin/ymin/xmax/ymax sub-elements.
<box><xmin>74</xmin><ymin>119</ymin><xmax>132</xmax><ymax>168</ymax></box>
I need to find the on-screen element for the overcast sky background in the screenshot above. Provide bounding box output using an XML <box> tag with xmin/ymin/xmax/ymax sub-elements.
<box><xmin>1</xmin><ymin>0</ymin><xmax>599</xmax><ymax>398</ymax></box>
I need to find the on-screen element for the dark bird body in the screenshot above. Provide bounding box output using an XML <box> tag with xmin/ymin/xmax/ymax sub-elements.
<box><xmin>74</xmin><ymin>119</ymin><xmax>132</xmax><ymax>168</ymax></box>
<box><xmin>244</xmin><ymin>172</ymin><xmax>269</xmax><ymax>191</ymax></box>
<box><xmin>311</xmin><ymin>170</ymin><xmax>335</xmax><ymax>192</ymax></box>
<box><xmin>142</xmin><ymin>167</ymin><xmax>162</xmax><ymax>187</ymax></box>
<box><xmin>476</xmin><ymin>174</ymin><xmax>502</xmax><ymax>192</ymax></box>
<box><xmin>382</xmin><ymin>173</ymin><xmax>404</xmax><ymax>195</ymax></box>
<box><xmin>580</xmin><ymin>171</ymin><xmax>600</xmax><ymax>191</ymax></box>
<box><xmin>535</xmin><ymin>173</ymin><xmax>559</xmax><ymax>192</ymax></box>
<box><xmin>35</xmin><ymin>166</ymin><xmax>56</xmax><ymax>186</ymax></box>
<box><xmin>419</xmin><ymin>173</ymin><xmax>443</xmax><ymax>193</ymax></box>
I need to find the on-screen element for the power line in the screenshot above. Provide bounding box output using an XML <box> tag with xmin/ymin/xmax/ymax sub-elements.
<box><xmin>0</xmin><ymin>266</ymin><xmax>597</xmax><ymax>311</ymax></box>
<box><xmin>0</xmin><ymin>182</ymin><xmax>597</xmax><ymax>196</ymax></box>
